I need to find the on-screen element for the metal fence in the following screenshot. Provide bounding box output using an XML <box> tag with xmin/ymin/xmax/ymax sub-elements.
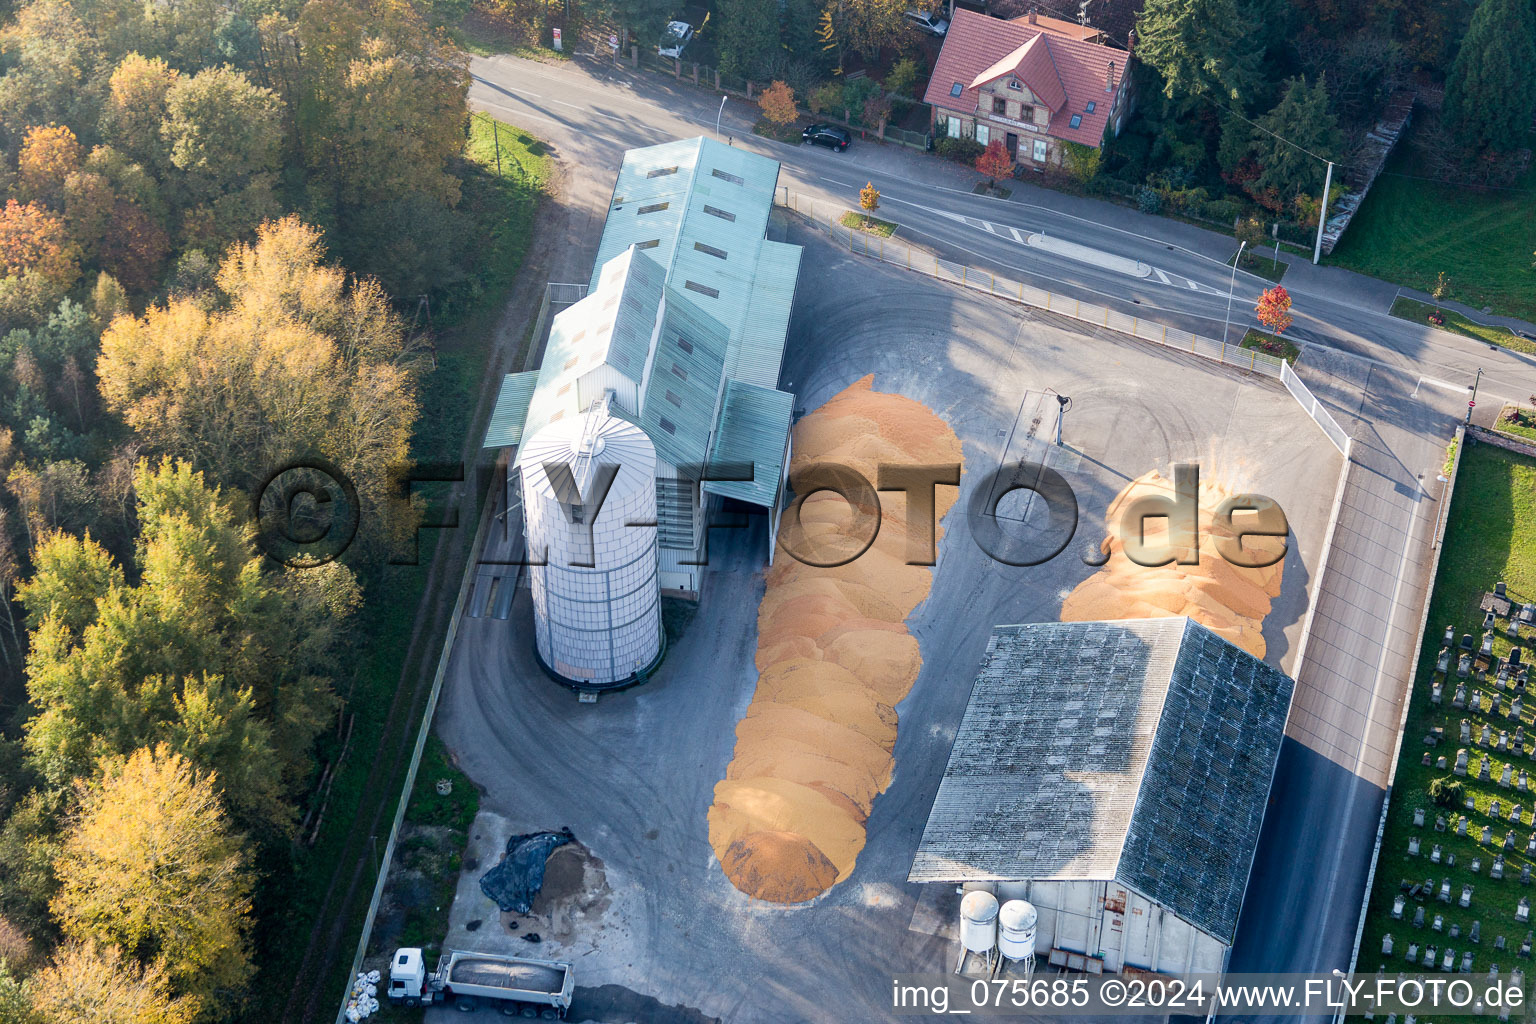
<box><xmin>1281</xmin><ymin>360</ymin><xmax>1350</xmax><ymax>454</ymax></box>
<box><xmin>778</xmin><ymin>191</ymin><xmax>1289</xmax><ymax>383</ymax></box>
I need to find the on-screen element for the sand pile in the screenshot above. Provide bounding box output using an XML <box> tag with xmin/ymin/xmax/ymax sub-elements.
<box><xmin>708</xmin><ymin>376</ymin><xmax>963</xmax><ymax>903</ymax></box>
<box><xmin>1060</xmin><ymin>470</ymin><xmax>1287</xmax><ymax>658</ymax></box>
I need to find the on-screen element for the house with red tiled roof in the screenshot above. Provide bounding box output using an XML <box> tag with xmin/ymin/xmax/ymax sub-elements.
<box><xmin>922</xmin><ymin>8</ymin><xmax>1135</xmax><ymax>170</ymax></box>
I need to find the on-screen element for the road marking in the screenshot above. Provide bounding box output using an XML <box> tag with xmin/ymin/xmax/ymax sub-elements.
<box><xmin>1186</xmin><ymin>279</ymin><xmax>1198</xmax><ymax>290</ymax></box>
<box><xmin>1008</xmin><ymin>226</ymin><xmax>1026</xmax><ymax>243</ymax></box>
<box><xmin>1154</xmin><ymin>268</ymin><xmax>1171</xmax><ymax>285</ymax></box>
<box><xmin>1411</xmin><ymin>375</ymin><xmax>1469</xmax><ymax>397</ymax></box>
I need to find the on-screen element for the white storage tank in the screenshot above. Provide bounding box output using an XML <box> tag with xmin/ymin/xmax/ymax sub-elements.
<box><xmin>960</xmin><ymin>890</ymin><xmax>1000</xmax><ymax>956</ymax></box>
<box><xmin>998</xmin><ymin>899</ymin><xmax>1038</xmax><ymax>960</ymax></box>
<box><xmin>521</xmin><ymin>403</ymin><xmax>661</xmax><ymax>686</ymax></box>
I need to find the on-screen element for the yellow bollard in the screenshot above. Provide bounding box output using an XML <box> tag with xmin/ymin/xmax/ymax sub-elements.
<box><xmin>1046</xmin><ymin>293</ymin><xmax>1053</xmax><ymax>310</ymax></box>
<box><xmin>1132</xmin><ymin>317</ymin><xmax>1138</xmax><ymax>336</ymax></box>
<box><xmin>1162</xmin><ymin>324</ymin><xmax>1168</xmax><ymax>342</ymax></box>
<box><xmin>1018</xmin><ymin>282</ymin><xmax>1024</xmax><ymax>301</ymax></box>
<box><xmin>1103</xmin><ymin>307</ymin><xmax>1109</xmax><ymax>327</ymax></box>
<box><xmin>990</xmin><ymin>272</ymin><xmax>995</xmax><ymax>293</ymax></box>
<box><xmin>1074</xmin><ymin>298</ymin><xmax>1080</xmax><ymax>318</ymax></box>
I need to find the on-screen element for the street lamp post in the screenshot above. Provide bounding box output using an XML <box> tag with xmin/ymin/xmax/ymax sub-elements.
<box><xmin>1223</xmin><ymin>241</ymin><xmax>1246</xmax><ymax>347</ymax></box>
<box><xmin>1312</xmin><ymin>160</ymin><xmax>1334</xmax><ymax>265</ymax></box>
<box><xmin>716</xmin><ymin>95</ymin><xmax>727</xmax><ymax>138</ymax></box>
<box><xmin>1055</xmin><ymin>394</ymin><xmax>1071</xmax><ymax>446</ymax></box>
<box><xmin>1467</xmin><ymin>367</ymin><xmax>1484</xmax><ymax>425</ymax></box>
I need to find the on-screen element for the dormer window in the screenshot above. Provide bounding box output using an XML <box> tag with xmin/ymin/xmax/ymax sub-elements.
<box><xmin>1008</xmin><ymin>78</ymin><xmax>1022</xmax><ymax>91</ymax></box>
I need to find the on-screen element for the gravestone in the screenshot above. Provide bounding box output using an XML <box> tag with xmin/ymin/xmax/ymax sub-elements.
<box><xmin>1441</xmin><ymin>878</ymin><xmax>1453</xmax><ymax>902</ymax></box>
<box><xmin>1457</xmin><ymin>817</ymin><xmax>1467</xmax><ymax>836</ymax></box>
<box><xmin>1416</xmin><ymin>807</ymin><xmax>1427</xmax><ymax>827</ymax></box>
<box><xmin>1483</xmin><ymin>759</ymin><xmax>1494</xmax><ymax>783</ymax></box>
<box><xmin>1491</xmin><ymin>800</ymin><xmax>1502</xmax><ymax>820</ymax></box>
<box><xmin>1432</xmin><ymin>844</ymin><xmax>1443</xmax><ymax>864</ymax></box>
<box><xmin>1449</xmin><ymin>852</ymin><xmax>1458</xmax><ymax>867</ymax></box>
<box><xmin>1463</xmin><ymin>884</ymin><xmax>1475</xmax><ymax>907</ymax></box>
<box><xmin>1516</xmin><ymin>698</ymin><xmax>1526</xmax><ymax>720</ymax></box>
<box><xmin>1484</xmin><ymin>825</ymin><xmax>1494</xmax><ymax>844</ymax></box>
<box><xmin>1494</xmin><ymin>855</ymin><xmax>1506</xmax><ymax>880</ymax></box>
<box><xmin>1484</xmin><ymin>633</ymin><xmax>1496</xmax><ymax>658</ymax></box>
<box><xmin>1473</xmin><ymin>856</ymin><xmax>1482</xmax><ymax>873</ymax></box>
<box><xmin>1464</xmin><ymin>720</ymin><xmax>1474</xmax><ymax>743</ymax></box>
<box><xmin>1434</xmin><ymin>913</ymin><xmax>1445</xmax><ymax>931</ymax></box>
<box><xmin>1503</xmin><ymin>765</ymin><xmax>1514</xmax><ymax>788</ymax></box>
<box><xmin>1493</xmin><ymin>696</ymin><xmax>1504</xmax><ymax>718</ymax></box>
<box><xmin>1415</xmin><ymin>906</ymin><xmax>1426</xmax><ymax>927</ymax></box>
<box><xmin>1470</xmin><ymin>796</ymin><xmax>1480</xmax><ymax>811</ymax></box>
<box><xmin>1461</xmin><ymin>950</ymin><xmax>1474</xmax><ymax>972</ymax></box>
<box><xmin>1457</xmin><ymin>749</ymin><xmax>1470</xmax><ymax>775</ymax></box>
<box><xmin>1442</xmin><ymin>647</ymin><xmax>1454</xmax><ymax>673</ymax></box>
<box><xmin>1462</xmin><ymin>653</ymin><xmax>1474</xmax><ymax>678</ymax></box>
<box><xmin>1383</xmin><ymin>934</ymin><xmax>1394</xmax><ymax>956</ymax></box>
<box><xmin>1456</xmin><ymin>683</ymin><xmax>1469</xmax><ymax>708</ymax></box>
<box><xmin>1451</xmin><ymin>922</ymin><xmax>1462</xmax><ymax>939</ymax></box>
<box><xmin>1439</xmin><ymin>755</ymin><xmax>1449</xmax><ymax>769</ymax></box>
<box><xmin>1394</xmin><ymin>894</ymin><xmax>1407</xmax><ymax>918</ymax></box>
<box><xmin>1510</xmin><ymin>830</ymin><xmax>1520</xmax><ymax>850</ymax></box>
<box><xmin>1524</xmin><ymin>864</ymin><xmax>1532</xmax><ymax>885</ymax></box>
<box><xmin>1433</xmin><ymin>682</ymin><xmax>1444</xmax><ymax>704</ymax></box>
<box><xmin>1523</xmin><ymin>933</ymin><xmax>1533</xmax><ymax>957</ymax></box>
<box><xmin>1447</xmin><ymin>625</ymin><xmax>1457</xmax><ymax>645</ymax></box>
<box><xmin>1466</xmin><ymin>633</ymin><xmax>1477</xmax><ymax>651</ymax></box>
<box><xmin>1407</xmin><ymin>944</ymin><xmax>1418</xmax><ymax>963</ymax></box>
<box><xmin>1518</xmin><ymin>898</ymin><xmax>1531</xmax><ymax>924</ymax></box>
<box><xmin>1410</xmin><ymin>836</ymin><xmax>1422</xmax><ymax>855</ymax></box>
<box><xmin>1501</xmin><ymin>731</ymin><xmax>1511</xmax><ymax>753</ymax></box>
<box><xmin>1489</xmin><ymin>611</ymin><xmax>1499</xmax><ymax>631</ymax></box>
<box><xmin>1522</xmin><ymin>770</ymin><xmax>1530</xmax><ymax>793</ymax></box>
<box><xmin>1474</xmin><ymin>921</ymin><xmax>1483</xmax><ymax>944</ymax></box>
<box><xmin>1426</xmin><ymin>945</ymin><xmax>1438</xmax><ymax>966</ymax></box>
<box><xmin>1497</xmin><ymin>935</ymin><xmax>1507</xmax><ymax>952</ymax></box>
<box><xmin>1514</xmin><ymin>806</ymin><xmax>1524</xmax><ymax>824</ymax></box>
<box><xmin>1445</xmin><ymin>948</ymin><xmax>1458</xmax><ymax>970</ymax></box>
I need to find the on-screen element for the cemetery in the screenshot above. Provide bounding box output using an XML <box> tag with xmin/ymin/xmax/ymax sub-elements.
<box><xmin>1357</xmin><ymin>441</ymin><xmax>1536</xmax><ymax>1010</ymax></box>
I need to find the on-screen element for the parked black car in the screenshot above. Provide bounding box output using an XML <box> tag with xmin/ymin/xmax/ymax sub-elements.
<box><xmin>802</xmin><ymin>124</ymin><xmax>851</xmax><ymax>151</ymax></box>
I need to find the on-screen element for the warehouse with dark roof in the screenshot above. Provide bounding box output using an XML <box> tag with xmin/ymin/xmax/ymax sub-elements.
<box><xmin>910</xmin><ymin>616</ymin><xmax>1294</xmax><ymax>974</ymax></box>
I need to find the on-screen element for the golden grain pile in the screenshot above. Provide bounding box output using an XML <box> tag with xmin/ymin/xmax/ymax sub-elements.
<box><xmin>1060</xmin><ymin>470</ymin><xmax>1287</xmax><ymax>658</ymax></box>
<box><xmin>707</xmin><ymin>376</ymin><xmax>963</xmax><ymax>903</ymax></box>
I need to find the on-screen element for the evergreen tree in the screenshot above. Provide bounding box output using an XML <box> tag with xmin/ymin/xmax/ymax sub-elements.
<box><xmin>1134</xmin><ymin>0</ymin><xmax>1263</xmax><ymax>109</ymax></box>
<box><xmin>718</xmin><ymin>0</ymin><xmax>780</xmax><ymax>78</ymax></box>
<box><xmin>1252</xmin><ymin>76</ymin><xmax>1342</xmax><ymax>200</ymax></box>
<box><xmin>1442</xmin><ymin>0</ymin><xmax>1536</xmax><ymax>155</ymax></box>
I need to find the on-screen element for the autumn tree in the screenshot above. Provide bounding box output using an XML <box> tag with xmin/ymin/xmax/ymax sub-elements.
<box><xmin>17</xmin><ymin>126</ymin><xmax>81</xmax><ymax>207</ymax></box>
<box><xmin>1256</xmin><ymin>285</ymin><xmax>1293</xmax><ymax>333</ymax></box>
<box><xmin>51</xmin><ymin>746</ymin><xmax>252</xmax><ymax>1018</ymax></box>
<box><xmin>858</xmin><ymin>180</ymin><xmax>880</xmax><ymax>226</ymax></box>
<box><xmin>99</xmin><ymin>54</ymin><xmax>178</xmax><ymax>171</ymax></box>
<box><xmin>976</xmin><ymin>139</ymin><xmax>1015</xmax><ymax>188</ymax></box>
<box><xmin>0</xmin><ymin>1</ymin><xmax>102</xmax><ymax>151</ymax></box>
<box><xmin>161</xmin><ymin>68</ymin><xmax>282</xmax><ymax>246</ymax></box>
<box><xmin>98</xmin><ymin>217</ymin><xmax>422</xmax><ymax>558</ymax></box>
<box><xmin>758</xmin><ymin>80</ymin><xmax>797</xmax><ymax>128</ymax></box>
<box><xmin>29</xmin><ymin>942</ymin><xmax>195</xmax><ymax>1024</ymax></box>
<box><xmin>18</xmin><ymin>458</ymin><xmax>360</xmax><ymax>837</ymax></box>
<box><xmin>0</xmin><ymin>201</ymin><xmax>81</xmax><ymax>324</ymax></box>
<box><xmin>818</xmin><ymin>0</ymin><xmax>909</xmax><ymax>62</ymax></box>
<box><xmin>1442</xmin><ymin>0</ymin><xmax>1536</xmax><ymax>156</ymax></box>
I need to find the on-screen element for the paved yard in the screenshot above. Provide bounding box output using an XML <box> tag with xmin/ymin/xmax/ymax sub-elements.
<box><xmin>424</xmin><ymin>225</ymin><xmax>1343</xmax><ymax>1022</ymax></box>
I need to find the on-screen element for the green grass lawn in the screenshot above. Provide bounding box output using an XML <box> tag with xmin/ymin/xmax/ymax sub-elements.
<box><xmin>244</xmin><ymin>117</ymin><xmax>549</xmax><ymax>1021</ymax></box>
<box><xmin>1354</xmin><ymin>441</ymin><xmax>1536</xmax><ymax>1005</ymax></box>
<box><xmin>1330</xmin><ymin>138</ymin><xmax>1536</xmax><ymax>323</ymax></box>
<box><xmin>1497</xmin><ymin>406</ymin><xmax>1536</xmax><ymax>444</ymax></box>
<box><xmin>1239</xmin><ymin>327</ymin><xmax>1300</xmax><ymax>364</ymax></box>
<box><xmin>839</xmin><ymin>210</ymin><xmax>898</xmax><ymax>236</ymax></box>
<box><xmin>1391</xmin><ymin>297</ymin><xmax>1536</xmax><ymax>357</ymax></box>
<box><xmin>1232</xmin><ymin>249</ymin><xmax>1287</xmax><ymax>283</ymax></box>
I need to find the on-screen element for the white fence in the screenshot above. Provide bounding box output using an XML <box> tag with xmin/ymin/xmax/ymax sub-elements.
<box><xmin>1281</xmin><ymin>360</ymin><xmax>1351</xmax><ymax>454</ymax></box>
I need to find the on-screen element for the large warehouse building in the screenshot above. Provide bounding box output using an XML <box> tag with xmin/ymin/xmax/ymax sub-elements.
<box><xmin>911</xmin><ymin>617</ymin><xmax>1294</xmax><ymax>975</ymax></box>
<box><xmin>484</xmin><ymin>136</ymin><xmax>802</xmax><ymax>599</ymax></box>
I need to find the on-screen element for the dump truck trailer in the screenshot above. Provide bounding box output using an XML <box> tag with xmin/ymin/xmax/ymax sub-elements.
<box><xmin>388</xmin><ymin>947</ymin><xmax>574</xmax><ymax>1017</ymax></box>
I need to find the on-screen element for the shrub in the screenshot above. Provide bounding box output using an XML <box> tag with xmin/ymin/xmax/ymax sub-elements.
<box><xmin>808</xmin><ymin>81</ymin><xmax>843</xmax><ymax>115</ymax></box>
<box><xmin>1201</xmin><ymin>198</ymin><xmax>1245</xmax><ymax>224</ymax></box>
<box><xmin>936</xmin><ymin>137</ymin><xmax>983</xmax><ymax>163</ymax></box>
<box><xmin>1136</xmin><ymin>186</ymin><xmax>1162</xmax><ymax>214</ymax></box>
<box><xmin>1428</xmin><ymin>776</ymin><xmax>1463</xmax><ymax>807</ymax></box>
<box><xmin>884</xmin><ymin>57</ymin><xmax>922</xmax><ymax>97</ymax></box>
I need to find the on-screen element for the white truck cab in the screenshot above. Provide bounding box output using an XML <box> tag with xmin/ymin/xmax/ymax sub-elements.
<box><xmin>388</xmin><ymin>947</ymin><xmax>426</xmax><ymax>1004</ymax></box>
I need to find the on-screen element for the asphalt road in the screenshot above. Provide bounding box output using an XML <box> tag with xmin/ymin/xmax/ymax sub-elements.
<box><xmin>462</xmin><ymin>49</ymin><xmax>1536</xmax><ymax>1020</ymax></box>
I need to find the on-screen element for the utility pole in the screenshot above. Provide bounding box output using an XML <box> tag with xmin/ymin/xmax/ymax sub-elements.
<box><xmin>1224</xmin><ymin>240</ymin><xmax>1246</xmax><ymax>346</ymax></box>
<box><xmin>1055</xmin><ymin>394</ymin><xmax>1071</xmax><ymax>446</ymax></box>
<box><xmin>1311</xmin><ymin>160</ymin><xmax>1334</xmax><ymax>265</ymax></box>
<box><xmin>1467</xmin><ymin>368</ymin><xmax>1484</xmax><ymax>425</ymax></box>
<box><xmin>716</xmin><ymin>94</ymin><xmax>727</xmax><ymax>138</ymax></box>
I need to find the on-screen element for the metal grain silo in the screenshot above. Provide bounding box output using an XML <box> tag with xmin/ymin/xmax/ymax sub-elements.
<box><xmin>520</xmin><ymin>402</ymin><xmax>662</xmax><ymax>687</ymax></box>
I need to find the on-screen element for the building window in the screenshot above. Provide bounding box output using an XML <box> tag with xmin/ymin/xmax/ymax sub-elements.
<box><xmin>636</xmin><ymin>239</ymin><xmax>661</xmax><ymax>249</ymax></box>
<box><xmin>950</xmin><ymin>82</ymin><xmax>962</xmax><ymax>97</ymax></box>
<box><xmin>975</xmin><ymin>124</ymin><xmax>990</xmax><ymax>146</ymax></box>
<box><xmin>658</xmin><ymin>416</ymin><xmax>677</xmax><ymax>435</ymax></box>
<box><xmin>1070</xmin><ymin>114</ymin><xmax>1082</xmax><ymax>129</ymax></box>
<box><xmin>665</xmin><ymin>389</ymin><xmax>682</xmax><ymax>407</ymax></box>
<box><xmin>671</xmin><ymin>362</ymin><xmax>688</xmax><ymax>381</ymax></box>
<box><xmin>684</xmin><ymin>280</ymin><xmax>719</xmax><ymax>298</ymax></box>
<box><xmin>702</xmin><ymin>205</ymin><xmax>736</xmax><ymax>222</ymax></box>
<box><xmin>1008</xmin><ymin>78</ymin><xmax>1022</xmax><ymax>90</ymax></box>
<box><xmin>1086</xmin><ymin>100</ymin><xmax>1096</xmax><ymax>113</ymax></box>
<box><xmin>563</xmin><ymin>357</ymin><xmax>579</xmax><ymax>370</ymax></box>
<box><xmin>646</xmin><ymin>166</ymin><xmax>678</xmax><ymax>178</ymax></box>
<box><xmin>992</xmin><ymin>97</ymin><xmax>1007</xmax><ymax>115</ymax></box>
<box><xmin>638</xmin><ymin>202</ymin><xmax>668</xmax><ymax>215</ymax></box>
<box><xmin>676</xmin><ymin>337</ymin><xmax>694</xmax><ymax>354</ymax></box>
<box><xmin>946</xmin><ymin>116</ymin><xmax>961</xmax><ymax>139</ymax></box>
<box><xmin>1020</xmin><ymin>105</ymin><xmax>1035</xmax><ymax>124</ymax></box>
<box><xmin>1032</xmin><ymin>138</ymin><xmax>1047</xmax><ymax>163</ymax></box>
<box><xmin>693</xmin><ymin>241</ymin><xmax>728</xmax><ymax>260</ymax></box>
<box><xmin>711</xmin><ymin>168</ymin><xmax>743</xmax><ymax>185</ymax></box>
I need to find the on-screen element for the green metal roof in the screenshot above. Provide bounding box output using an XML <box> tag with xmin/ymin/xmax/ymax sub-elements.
<box><xmin>638</xmin><ymin>287</ymin><xmax>728</xmax><ymax>470</ymax></box>
<box><xmin>703</xmin><ymin>380</ymin><xmax>793</xmax><ymax>508</ymax></box>
<box><xmin>482</xmin><ymin>371</ymin><xmax>539</xmax><ymax>448</ymax></box>
<box><xmin>592</xmin><ymin>137</ymin><xmax>796</xmax><ymax>390</ymax></box>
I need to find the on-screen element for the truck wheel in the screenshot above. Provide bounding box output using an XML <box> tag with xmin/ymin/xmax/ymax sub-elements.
<box><xmin>405</xmin><ymin>998</ymin><xmax>420</xmax><ymax>1008</ymax></box>
<box><xmin>519</xmin><ymin>1007</ymin><xmax>538</xmax><ymax>1019</ymax></box>
<box><xmin>539</xmin><ymin>1010</ymin><xmax>560</xmax><ymax>1021</ymax></box>
<box><xmin>455</xmin><ymin>996</ymin><xmax>478</xmax><ymax>1012</ymax></box>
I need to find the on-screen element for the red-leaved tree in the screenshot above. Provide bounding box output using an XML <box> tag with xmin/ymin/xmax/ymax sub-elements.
<box><xmin>1256</xmin><ymin>285</ymin><xmax>1293</xmax><ymax>334</ymax></box>
<box><xmin>976</xmin><ymin>140</ymin><xmax>1015</xmax><ymax>188</ymax></box>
